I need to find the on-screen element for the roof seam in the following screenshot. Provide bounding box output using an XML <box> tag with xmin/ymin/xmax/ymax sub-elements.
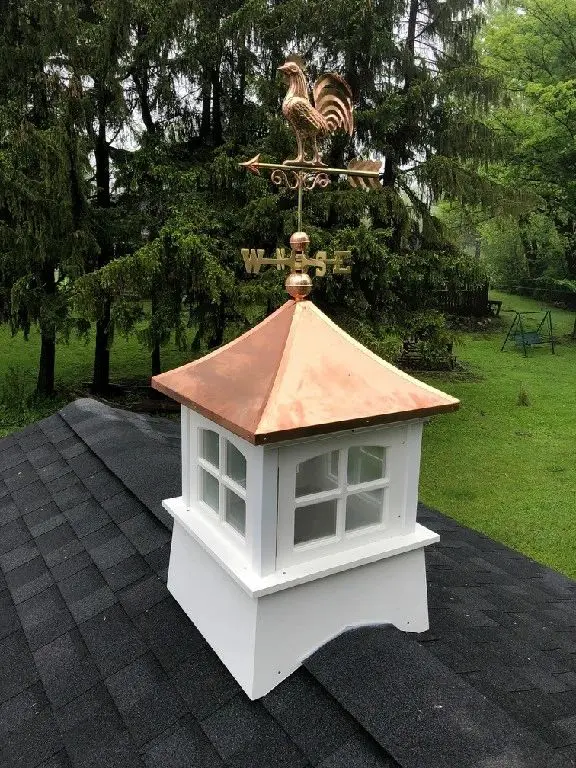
<box><xmin>255</xmin><ymin>300</ymin><xmax>301</xmax><ymax>435</ymax></box>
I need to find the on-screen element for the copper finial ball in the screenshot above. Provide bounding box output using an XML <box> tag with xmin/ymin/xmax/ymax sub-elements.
<box><xmin>290</xmin><ymin>231</ymin><xmax>310</xmax><ymax>253</ymax></box>
<box><xmin>286</xmin><ymin>272</ymin><xmax>312</xmax><ymax>300</ymax></box>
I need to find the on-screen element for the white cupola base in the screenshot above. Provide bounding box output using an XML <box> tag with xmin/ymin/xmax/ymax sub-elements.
<box><xmin>165</xmin><ymin>492</ymin><xmax>437</xmax><ymax>699</ymax></box>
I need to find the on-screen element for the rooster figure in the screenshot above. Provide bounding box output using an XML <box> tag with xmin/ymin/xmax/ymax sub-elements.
<box><xmin>278</xmin><ymin>60</ymin><xmax>354</xmax><ymax>167</ymax></box>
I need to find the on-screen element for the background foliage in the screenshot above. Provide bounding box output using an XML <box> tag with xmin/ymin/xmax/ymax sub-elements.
<box><xmin>0</xmin><ymin>0</ymin><xmax>504</xmax><ymax>399</ymax></box>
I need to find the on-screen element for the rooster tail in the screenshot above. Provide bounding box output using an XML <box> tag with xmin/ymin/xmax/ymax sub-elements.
<box><xmin>313</xmin><ymin>74</ymin><xmax>354</xmax><ymax>136</ymax></box>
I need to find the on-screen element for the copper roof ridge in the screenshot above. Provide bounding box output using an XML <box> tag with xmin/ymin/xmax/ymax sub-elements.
<box><xmin>255</xmin><ymin>299</ymin><xmax>306</xmax><ymax>437</ymax></box>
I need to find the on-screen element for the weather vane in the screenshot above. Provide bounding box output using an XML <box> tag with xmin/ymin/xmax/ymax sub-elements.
<box><xmin>240</xmin><ymin>57</ymin><xmax>381</xmax><ymax>300</ymax></box>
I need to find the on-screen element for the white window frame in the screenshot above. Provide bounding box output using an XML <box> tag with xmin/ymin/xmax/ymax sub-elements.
<box><xmin>197</xmin><ymin>429</ymin><xmax>248</xmax><ymax>540</ymax></box>
<box><xmin>276</xmin><ymin>425</ymin><xmax>410</xmax><ymax>568</ymax></box>
<box><xmin>181</xmin><ymin>409</ymin><xmax>280</xmax><ymax>576</ymax></box>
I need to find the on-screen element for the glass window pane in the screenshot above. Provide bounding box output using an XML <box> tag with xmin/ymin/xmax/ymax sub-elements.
<box><xmin>294</xmin><ymin>499</ymin><xmax>337</xmax><ymax>545</ymax></box>
<box><xmin>295</xmin><ymin>452</ymin><xmax>339</xmax><ymax>497</ymax></box>
<box><xmin>345</xmin><ymin>488</ymin><xmax>384</xmax><ymax>531</ymax></box>
<box><xmin>347</xmin><ymin>446</ymin><xmax>386</xmax><ymax>485</ymax></box>
<box><xmin>201</xmin><ymin>429</ymin><xmax>219</xmax><ymax>468</ymax></box>
<box><xmin>200</xmin><ymin>468</ymin><xmax>219</xmax><ymax>512</ymax></box>
<box><xmin>226</xmin><ymin>441</ymin><xmax>246</xmax><ymax>488</ymax></box>
<box><xmin>225</xmin><ymin>488</ymin><xmax>246</xmax><ymax>536</ymax></box>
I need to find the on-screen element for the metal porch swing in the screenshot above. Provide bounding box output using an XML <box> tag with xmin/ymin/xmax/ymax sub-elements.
<box><xmin>500</xmin><ymin>311</ymin><xmax>555</xmax><ymax>357</ymax></box>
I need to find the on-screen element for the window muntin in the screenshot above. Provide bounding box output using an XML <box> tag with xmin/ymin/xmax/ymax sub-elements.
<box><xmin>292</xmin><ymin>445</ymin><xmax>389</xmax><ymax>549</ymax></box>
<box><xmin>198</xmin><ymin>429</ymin><xmax>247</xmax><ymax>539</ymax></box>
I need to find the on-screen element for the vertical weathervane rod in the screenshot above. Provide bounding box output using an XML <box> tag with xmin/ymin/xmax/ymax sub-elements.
<box><xmin>297</xmin><ymin>175</ymin><xmax>303</xmax><ymax>232</ymax></box>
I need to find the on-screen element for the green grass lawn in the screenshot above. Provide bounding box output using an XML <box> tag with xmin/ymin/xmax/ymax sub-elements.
<box><xmin>1</xmin><ymin>292</ymin><xmax>575</xmax><ymax>578</ymax></box>
<box><xmin>419</xmin><ymin>290</ymin><xmax>576</xmax><ymax>578</ymax></box>
<box><xmin>0</xmin><ymin>324</ymin><xmax>191</xmax><ymax>436</ymax></box>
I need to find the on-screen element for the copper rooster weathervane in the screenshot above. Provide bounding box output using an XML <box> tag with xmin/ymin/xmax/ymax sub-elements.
<box><xmin>240</xmin><ymin>58</ymin><xmax>382</xmax><ymax>300</ymax></box>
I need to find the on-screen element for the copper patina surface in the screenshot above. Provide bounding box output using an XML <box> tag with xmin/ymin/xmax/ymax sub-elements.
<box><xmin>151</xmin><ymin>300</ymin><xmax>459</xmax><ymax>445</ymax></box>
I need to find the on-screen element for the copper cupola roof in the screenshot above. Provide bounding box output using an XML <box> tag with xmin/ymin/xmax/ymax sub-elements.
<box><xmin>151</xmin><ymin>300</ymin><xmax>459</xmax><ymax>445</ymax></box>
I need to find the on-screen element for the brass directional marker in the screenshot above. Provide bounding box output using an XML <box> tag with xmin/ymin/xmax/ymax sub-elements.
<box><xmin>241</xmin><ymin>244</ymin><xmax>351</xmax><ymax>276</ymax></box>
<box><xmin>239</xmin><ymin>59</ymin><xmax>381</xmax><ymax>299</ymax></box>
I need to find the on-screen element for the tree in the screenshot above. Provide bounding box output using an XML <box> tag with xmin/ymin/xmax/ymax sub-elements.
<box><xmin>481</xmin><ymin>0</ymin><xmax>576</xmax><ymax>285</ymax></box>
<box><xmin>0</xmin><ymin>0</ymin><xmax>93</xmax><ymax>396</ymax></box>
<box><xmin>3</xmin><ymin>0</ymin><xmax>505</xmax><ymax>395</ymax></box>
<box><xmin>77</xmin><ymin>0</ymin><xmax>504</xmax><ymax>370</ymax></box>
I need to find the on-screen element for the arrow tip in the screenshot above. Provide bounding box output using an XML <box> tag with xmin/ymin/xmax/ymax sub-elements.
<box><xmin>239</xmin><ymin>154</ymin><xmax>261</xmax><ymax>174</ymax></box>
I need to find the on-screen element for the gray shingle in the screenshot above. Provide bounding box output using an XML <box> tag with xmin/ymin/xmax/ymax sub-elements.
<box><xmin>106</xmin><ymin>652</ymin><xmax>187</xmax><ymax>746</ymax></box>
<box><xmin>0</xmin><ymin>518</ymin><xmax>31</xmax><ymax>555</ymax></box>
<box><xmin>0</xmin><ymin>630</ymin><xmax>39</xmax><ymax>703</ymax></box>
<box><xmin>33</xmin><ymin>628</ymin><xmax>101</xmax><ymax>708</ymax></box>
<box><xmin>63</xmin><ymin>498</ymin><xmax>111</xmax><ymax>539</ymax></box>
<box><xmin>0</xmin><ymin>707</ymin><xmax>64</xmax><ymax>768</ymax></box>
<box><xmin>23</xmin><ymin>503</ymin><xmax>65</xmax><ymax>538</ymax></box>
<box><xmin>102</xmin><ymin>553</ymin><xmax>150</xmax><ymax>592</ymax></box>
<box><xmin>27</xmin><ymin>444</ymin><xmax>62</xmax><ymax>470</ymax></box>
<box><xmin>3</xmin><ymin>460</ymin><xmax>39</xmax><ymax>491</ymax></box>
<box><xmin>0</xmin><ymin>498</ymin><xmax>20</xmax><ymax>526</ymax></box>
<box><xmin>0</xmin><ymin>444</ymin><xmax>26</xmax><ymax>472</ymax></box>
<box><xmin>117</xmin><ymin>512</ymin><xmax>171</xmax><ymax>556</ymax></box>
<box><xmin>263</xmin><ymin>668</ymin><xmax>360</xmax><ymax>764</ymax></box>
<box><xmin>5</xmin><ymin>555</ymin><xmax>54</xmax><ymax>604</ymax></box>
<box><xmin>51</xmin><ymin>481</ymin><xmax>92</xmax><ymax>512</ymax></box>
<box><xmin>0</xmin><ymin>681</ymin><xmax>49</xmax><ymax>737</ymax></box>
<box><xmin>201</xmin><ymin>694</ymin><xmax>309</xmax><ymax>768</ymax></box>
<box><xmin>16</xmin><ymin>584</ymin><xmax>75</xmax><ymax>650</ymax></box>
<box><xmin>117</xmin><ymin>574</ymin><xmax>166</xmax><ymax>618</ymax></box>
<box><xmin>83</xmin><ymin>522</ymin><xmax>137</xmax><ymax>570</ymax></box>
<box><xmin>11</xmin><ymin>480</ymin><xmax>52</xmax><ymax>514</ymax></box>
<box><xmin>0</xmin><ymin>588</ymin><xmax>20</xmax><ymax>638</ymax></box>
<box><xmin>78</xmin><ymin>603</ymin><xmax>146</xmax><ymax>677</ymax></box>
<box><xmin>61</xmin><ymin>708</ymin><xmax>145</xmax><ymax>768</ymax></box>
<box><xmin>0</xmin><ymin>540</ymin><xmax>40</xmax><ymax>573</ymax></box>
<box><xmin>57</xmin><ymin>564</ymin><xmax>116</xmax><ymax>623</ymax></box>
<box><xmin>35</xmin><ymin>522</ymin><xmax>85</xmax><ymax>567</ymax></box>
<box><xmin>318</xmin><ymin>736</ymin><xmax>398</xmax><ymax>768</ymax></box>
<box><xmin>141</xmin><ymin>714</ymin><xmax>224</xmax><ymax>768</ymax></box>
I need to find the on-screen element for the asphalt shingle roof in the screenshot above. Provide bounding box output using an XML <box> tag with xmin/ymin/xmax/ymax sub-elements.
<box><xmin>0</xmin><ymin>398</ymin><xmax>575</xmax><ymax>768</ymax></box>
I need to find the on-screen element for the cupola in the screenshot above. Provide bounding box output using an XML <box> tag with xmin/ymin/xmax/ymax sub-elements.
<box><xmin>151</xmin><ymin>298</ymin><xmax>458</xmax><ymax>699</ymax></box>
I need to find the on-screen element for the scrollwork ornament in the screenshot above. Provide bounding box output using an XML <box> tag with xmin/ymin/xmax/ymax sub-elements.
<box><xmin>270</xmin><ymin>168</ymin><xmax>300</xmax><ymax>190</ymax></box>
<box><xmin>303</xmin><ymin>172</ymin><xmax>330</xmax><ymax>190</ymax></box>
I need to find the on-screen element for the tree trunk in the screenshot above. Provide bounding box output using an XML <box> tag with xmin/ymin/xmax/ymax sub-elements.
<box><xmin>91</xmin><ymin>109</ymin><xmax>113</xmax><ymax>394</ymax></box>
<box><xmin>37</xmin><ymin>334</ymin><xmax>56</xmax><ymax>397</ymax></box>
<box><xmin>36</xmin><ymin>262</ymin><xmax>56</xmax><ymax>397</ymax></box>
<box><xmin>382</xmin><ymin>0</ymin><xmax>419</xmax><ymax>191</ymax></box>
<box><xmin>92</xmin><ymin>300</ymin><xmax>111</xmax><ymax>393</ymax></box>
<box><xmin>199</xmin><ymin>70</ymin><xmax>211</xmax><ymax>141</ymax></box>
<box><xmin>211</xmin><ymin>66</ymin><xmax>223</xmax><ymax>145</ymax></box>
<box><xmin>151</xmin><ymin>343</ymin><xmax>161</xmax><ymax>376</ymax></box>
<box><xmin>208</xmin><ymin>303</ymin><xmax>226</xmax><ymax>348</ymax></box>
